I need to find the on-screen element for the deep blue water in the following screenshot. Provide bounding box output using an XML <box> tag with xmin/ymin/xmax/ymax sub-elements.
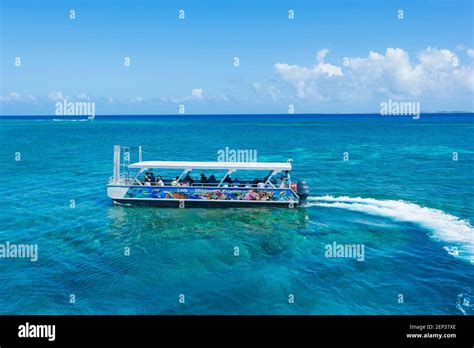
<box><xmin>0</xmin><ymin>114</ymin><xmax>473</xmax><ymax>314</ymax></box>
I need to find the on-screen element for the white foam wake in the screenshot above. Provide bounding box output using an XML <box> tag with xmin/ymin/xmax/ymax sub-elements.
<box><xmin>306</xmin><ymin>195</ymin><xmax>474</xmax><ymax>263</ymax></box>
<box><xmin>52</xmin><ymin>119</ymin><xmax>88</xmax><ymax>122</ymax></box>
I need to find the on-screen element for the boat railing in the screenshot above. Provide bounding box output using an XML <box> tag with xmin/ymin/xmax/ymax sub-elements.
<box><xmin>189</xmin><ymin>183</ymin><xmax>270</xmax><ymax>189</ymax></box>
<box><xmin>140</xmin><ymin>182</ymin><xmax>288</xmax><ymax>189</ymax></box>
<box><xmin>108</xmin><ymin>177</ymin><xmax>138</xmax><ymax>185</ymax></box>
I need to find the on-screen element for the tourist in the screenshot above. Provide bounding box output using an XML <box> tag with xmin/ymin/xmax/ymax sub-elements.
<box><xmin>156</xmin><ymin>176</ymin><xmax>164</xmax><ymax>186</ymax></box>
<box><xmin>281</xmin><ymin>170</ymin><xmax>291</xmax><ymax>186</ymax></box>
<box><xmin>149</xmin><ymin>172</ymin><xmax>156</xmax><ymax>184</ymax></box>
<box><xmin>184</xmin><ymin>174</ymin><xmax>194</xmax><ymax>184</ymax></box>
<box><xmin>208</xmin><ymin>175</ymin><xmax>217</xmax><ymax>184</ymax></box>
<box><xmin>171</xmin><ymin>176</ymin><xmax>179</xmax><ymax>186</ymax></box>
<box><xmin>144</xmin><ymin>172</ymin><xmax>151</xmax><ymax>186</ymax></box>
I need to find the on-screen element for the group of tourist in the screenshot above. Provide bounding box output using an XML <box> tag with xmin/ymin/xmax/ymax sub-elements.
<box><xmin>142</xmin><ymin>171</ymin><xmax>291</xmax><ymax>188</ymax></box>
<box><xmin>143</xmin><ymin>172</ymin><xmax>164</xmax><ymax>186</ymax></box>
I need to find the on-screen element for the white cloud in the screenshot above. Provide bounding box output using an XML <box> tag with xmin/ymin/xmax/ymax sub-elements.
<box><xmin>316</xmin><ymin>48</ymin><xmax>330</xmax><ymax>63</ymax></box>
<box><xmin>418</xmin><ymin>47</ymin><xmax>457</xmax><ymax>71</ymax></box>
<box><xmin>48</xmin><ymin>91</ymin><xmax>66</xmax><ymax>102</ymax></box>
<box><xmin>1</xmin><ymin>92</ymin><xmax>21</xmax><ymax>102</ymax></box>
<box><xmin>191</xmin><ymin>88</ymin><xmax>204</xmax><ymax>100</ymax></box>
<box><xmin>2</xmin><ymin>91</ymin><xmax>99</xmax><ymax>105</ymax></box>
<box><xmin>130</xmin><ymin>96</ymin><xmax>144</xmax><ymax>103</ymax></box>
<box><xmin>253</xmin><ymin>82</ymin><xmax>280</xmax><ymax>101</ymax></box>
<box><xmin>160</xmin><ymin>88</ymin><xmax>229</xmax><ymax>103</ymax></box>
<box><xmin>467</xmin><ymin>48</ymin><xmax>474</xmax><ymax>58</ymax></box>
<box><xmin>1</xmin><ymin>92</ymin><xmax>37</xmax><ymax>103</ymax></box>
<box><xmin>274</xmin><ymin>47</ymin><xmax>474</xmax><ymax>101</ymax></box>
<box><xmin>47</xmin><ymin>91</ymin><xmax>100</xmax><ymax>103</ymax></box>
<box><xmin>346</xmin><ymin>48</ymin><xmax>425</xmax><ymax>96</ymax></box>
<box><xmin>274</xmin><ymin>48</ymin><xmax>343</xmax><ymax>99</ymax></box>
<box><xmin>275</xmin><ymin>52</ymin><xmax>342</xmax><ymax>82</ymax></box>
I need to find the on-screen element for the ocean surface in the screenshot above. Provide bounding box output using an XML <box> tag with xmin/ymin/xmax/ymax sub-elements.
<box><xmin>0</xmin><ymin>114</ymin><xmax>473</xmax><ymax>315</ymax></box>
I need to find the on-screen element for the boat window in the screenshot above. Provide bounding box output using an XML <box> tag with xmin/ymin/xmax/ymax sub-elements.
<box><xmin>132</xmin><ymin>168</ymin><xmax>290</xmax><ymax>188</ymax></box>
<box><xmin>223</xmin><ymin>170</ymin><xmax>271</xmax><ymax>185</ymax></box>
<box><xmin>137</xmin><ymin>169</ymin><xmax>183</xmax><ymax>185</ymax></box>
<box><xmin>186</xmin><ymin>170</ymin><xmax>228</xmax><ymax>187</ymax></box>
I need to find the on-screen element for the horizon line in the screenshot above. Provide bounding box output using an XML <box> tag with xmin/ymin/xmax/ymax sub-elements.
<box><xmin>1</xmin><ymin>111</ymin><xmax>473</xmax><ymax>117</ymax></box>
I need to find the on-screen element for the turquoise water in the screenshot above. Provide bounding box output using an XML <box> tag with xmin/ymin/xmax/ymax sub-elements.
<box><xmin>0</xmin><ymin>114</ymin><xmax>473</xmax><ymax>314</ymax></box>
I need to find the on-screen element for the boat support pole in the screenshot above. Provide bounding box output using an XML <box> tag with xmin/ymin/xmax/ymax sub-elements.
<box><xmin>264</xmin><ymin>170</ymin><xmax>280</xmax><ymax>188</ymax></box>
<box><xmin>113</xmin><ymin>145</ymin><xmax>121</xmax><ymax>184</ymax></box>
<box><xmin>177</xmin><ymin>168</ymin><xmax>191</xmax><ymax>183</ymax></box>
<box><xmin>218</xmin><ymin>169</ymin><xmax>235</xmax><ymax>187</ymax></box>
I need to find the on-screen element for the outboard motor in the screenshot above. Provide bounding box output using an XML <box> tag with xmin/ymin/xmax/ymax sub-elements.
<box><xmin>297</xmin><ymin>180</ymin><xmax>310</xmax><ymax>202</ymax></box>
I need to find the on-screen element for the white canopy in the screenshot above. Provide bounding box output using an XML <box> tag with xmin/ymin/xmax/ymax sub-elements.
<box><xmin>128</xmin><ymin>160</ymin><xmax>292</xmax><ymax>171</ymax></box>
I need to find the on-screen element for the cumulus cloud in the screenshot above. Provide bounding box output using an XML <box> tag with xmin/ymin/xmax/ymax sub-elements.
<box><xmin>316</xmin><ymin>48</ymin><xmax>330</xmax><ymax>63</ymax></box>
<box><xmin>275</xmin><ymin>49</ymin><xmax>342</xmax><ymax>83</ymax></box>
<box><xmin>348</xmin><ymin>47</ymin><xmax>472</xmax><ymax>97</ymax></box>
<box><xmin>467</xmin><ymin>48</ymin><xmax>474</xmax><ymax>58</ymax></box>
<box><xmin>274</xmin><ymin>47</ymin><xmax>474</xmax><ymax>101</ymax></box>
<box><xmin>274</xmin><ymin>49</ymin><xmax>343</xmax><ymax>99</ymax></box>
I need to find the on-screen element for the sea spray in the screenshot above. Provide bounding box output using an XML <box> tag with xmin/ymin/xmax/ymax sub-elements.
<box><xmin>306</xmin><ymin>196</ymin><xmax>474</xmax><ymax>263</ymax></box>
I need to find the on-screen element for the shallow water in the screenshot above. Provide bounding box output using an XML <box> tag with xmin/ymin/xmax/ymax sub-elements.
<box><xmin>0</xmin><ymin>114</ymin><xmax>473</xmax><ymax>314</ymax></box>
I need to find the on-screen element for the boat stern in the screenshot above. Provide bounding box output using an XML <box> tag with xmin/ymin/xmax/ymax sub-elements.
<box><xmin>296</xmin><ymin>180</ymin><xmax>310</xmax><ymax>202</ymax></box>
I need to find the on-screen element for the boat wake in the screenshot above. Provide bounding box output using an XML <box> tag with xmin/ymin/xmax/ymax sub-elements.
<box><xmin>306</xmin><ymin>195</ymin><xmax>474</xmax><ymax>263</ymax></box>
<box><xmin>52</xmin><ymin>119</ymin><xmax>90</xmax><ymax>122</ymax></box>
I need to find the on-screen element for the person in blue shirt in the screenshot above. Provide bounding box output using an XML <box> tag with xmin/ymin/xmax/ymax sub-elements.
<box><xmin>149</xmin><ymin>172</ymin><xmax>156</xmax><ymax>185</ymax></box>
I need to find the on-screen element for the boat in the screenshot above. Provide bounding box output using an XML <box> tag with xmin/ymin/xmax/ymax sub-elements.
<box><xmin>107</xmin><ymin>145</ymin><xmax>310</xmax><ymax>208</ymax></box>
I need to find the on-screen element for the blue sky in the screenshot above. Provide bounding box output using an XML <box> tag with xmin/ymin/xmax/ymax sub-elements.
<box><xmin>1</xmin><ymin>0</ymin><xmax>473</xmax><ymax>115</ymax></box>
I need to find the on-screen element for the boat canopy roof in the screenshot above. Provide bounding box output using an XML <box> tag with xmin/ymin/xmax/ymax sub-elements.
<box><xmin>128</xmin><ymin>161</ymin><xmax>292</xmax><ymax>171</ymax></box>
